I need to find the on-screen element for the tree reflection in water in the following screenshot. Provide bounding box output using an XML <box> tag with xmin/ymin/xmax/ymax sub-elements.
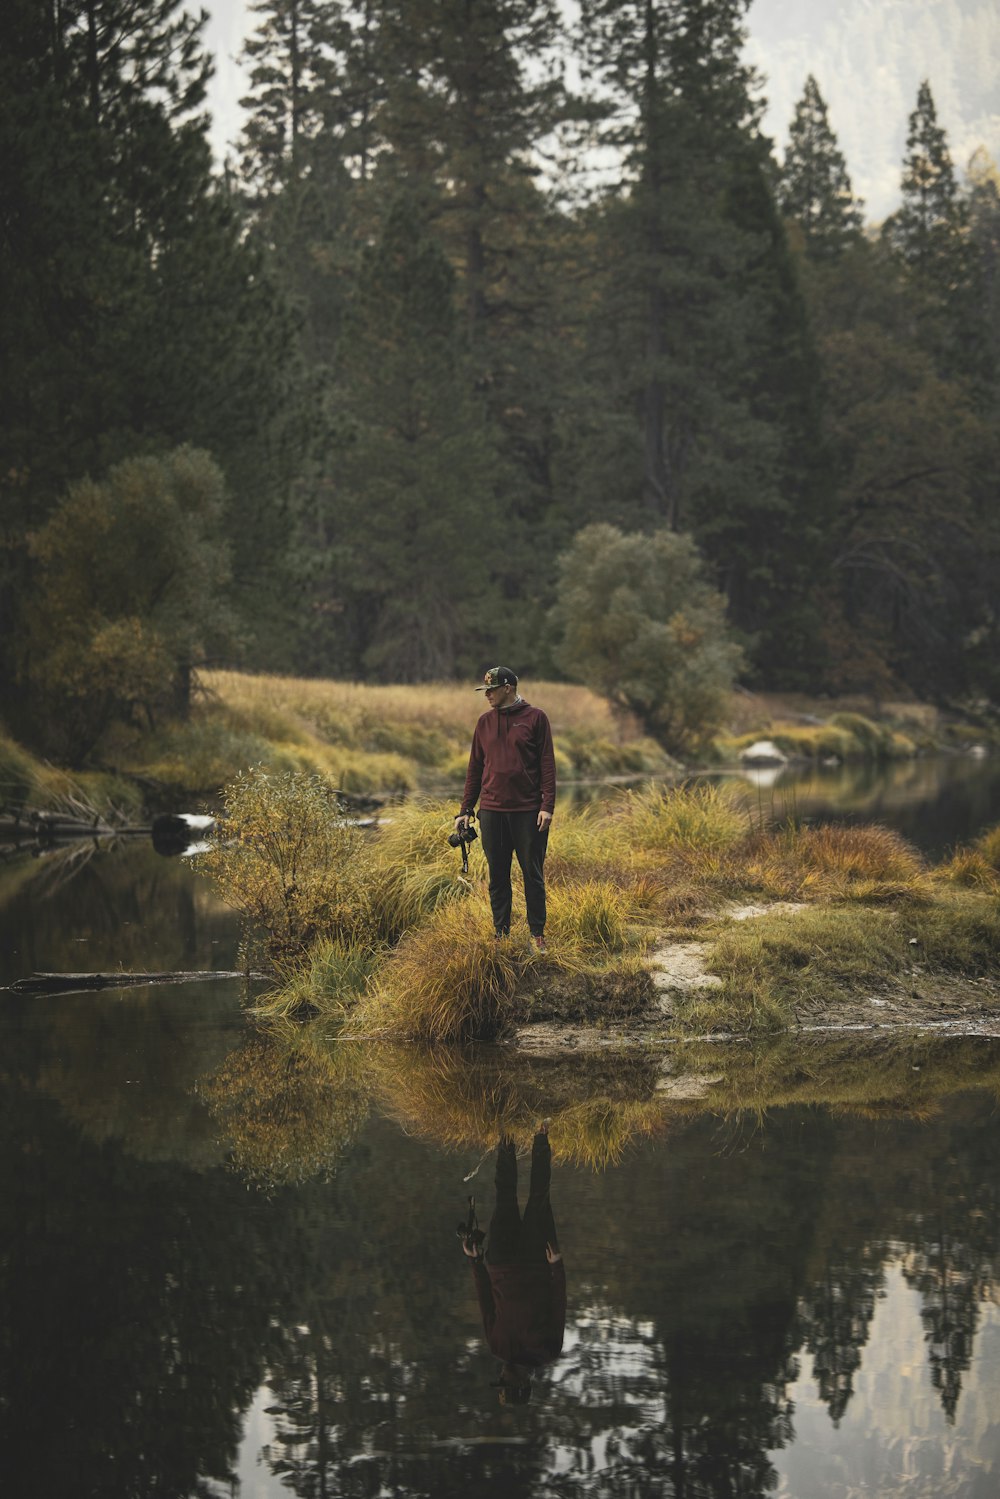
<box><xmin>1</xmin><ymin>1029</ymin><xmax>999</xmax><ymax>1496</ymax></box>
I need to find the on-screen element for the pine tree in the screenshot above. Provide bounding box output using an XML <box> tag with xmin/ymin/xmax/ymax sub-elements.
<box><xmin>576</xmin><ymin>0</ymin><xmax>765</xmax><ymax>526</ymax></box>
<box><xmin>566</xmin><ymin>0</ymin><xmax>828</xmax><ymax>681</ymax></box>
<box><xmin>779</xmin><ymin>75</ymin><xmax>863</xmax><ymax>259</ymax></box>
<box><xmin>377</xmin><ymin>0</ymin><xmax>564</xmax><ymax>338</ymax></box>
<box><xmin>303</xmin><ymin>196</ymin><xmax>503</xmax><ymax>680</ymax></box>
<box><xmin>0</xmin><ymin>0</ymin><xmax>305</xmax><ymax>706</ymax></box>
<box><xmin>956</xmin><ymin>148</ymin><xmax>1000</xmax><ymax>403</ymax></box>
<box><xmin>884</xmin><ymin>80</ymin><xmax>966</xmax><ymax>275</ymax></box>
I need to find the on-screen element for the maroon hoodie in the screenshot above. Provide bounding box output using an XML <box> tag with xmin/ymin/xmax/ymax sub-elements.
<box><xmin>460</xmin><ymin>699</ymin><xmax>556</xmax><ymax>816</ymax></box>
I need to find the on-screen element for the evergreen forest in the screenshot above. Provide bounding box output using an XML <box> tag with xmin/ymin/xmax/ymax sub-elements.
<box><xmin>2</xmin><ymin>0</ymin><xmax>999</xmax><ymax>760</ymax></box>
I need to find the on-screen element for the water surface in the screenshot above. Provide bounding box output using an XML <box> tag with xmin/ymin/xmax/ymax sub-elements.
<box><xmin>2</xmin><ymin>766</ymin><xmax>1000</xmax><ymax>1497</ymax></box>
<box><xmin>2</xmin><ymin>976</ymin><xmax>999</xmax><ymax>1497</ymax></box>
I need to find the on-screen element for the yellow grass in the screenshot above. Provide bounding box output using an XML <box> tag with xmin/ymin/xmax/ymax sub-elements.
<box><xmin>619</xmin><ymin>780</ymin><xmax>751</xmax><ymax>852</ymax></box>
<box><xmin>117</xmin><ymin>669</ymin><xmax>675</xmax><ymax>799</ymax></box>
<box><xmin>718</xmin><ymin>822</ymin><xmax>929</xmax><ymax>904</ymax></box>
<box><xmin>977</xmin><ymin>823</ymin><xmax>1000</xmax><ymax>869</ymax></box>
<box><xmin>355</xmin><ymin>896</ymin><xmax>534</xmax><ymax>1041</ymax></box>
<box><xmin>201</xmin><ymin>668</ymin><xmax>640</xmax><ymax>744</ymax></box>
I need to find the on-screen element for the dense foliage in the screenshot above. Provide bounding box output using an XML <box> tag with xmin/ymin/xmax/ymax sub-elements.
<box><xmin>2</xmin><ymin>0</ymin><xmax>998</xmax><ymax>765</ymax></box>
<box><xmin>549</xmin><ymin>524</ymin><xmax>743</xmax><ymax>750</ymax></box>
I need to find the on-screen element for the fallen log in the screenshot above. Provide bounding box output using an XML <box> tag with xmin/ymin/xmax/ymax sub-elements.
<box><xmin>7</xmin><ymin>969</ymin><xmax>256</xmax><ymax>995</ymax></box>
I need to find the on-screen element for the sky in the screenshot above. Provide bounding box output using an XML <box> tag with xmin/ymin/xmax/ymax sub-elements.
<box><xmin>200</xmin><ymin>0</ymin><xmax>1000</xmax><ymax>223</ymax></box>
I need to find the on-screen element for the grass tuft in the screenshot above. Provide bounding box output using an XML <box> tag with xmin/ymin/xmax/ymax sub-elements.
<box><xmin>357</xmin><ymin>898</ymin><xmax>533</xmax><ymax>1041</ymax></box>
<box><xmin>254</xmin><ymin>936</ymin><xmax>381</xmax><ymax>1023</ymax></box>
<box><xmin>937</xmin><ymin>847</ymin><xmax>1000</xmax><ymax>891</ymax></box>
<box><xmin>619</xmin><ymin>780</ymin><xmax>750</xmax><ymax>852</ymax></box>
<box><xmin>976</xmin><ymin>822</ymin><xmax>1000</xmax><ymax>870</ymax></box>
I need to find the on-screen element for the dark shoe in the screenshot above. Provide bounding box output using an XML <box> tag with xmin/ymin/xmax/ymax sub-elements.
<box><xmin>531</xmin><ymin>934</ymin><xmax>546</xmax><ymax>953</ymax></box>
<box><xmin>494</xmin><ymin>929</ymin><xmax>510</xmax><ymax>940</ymax></box>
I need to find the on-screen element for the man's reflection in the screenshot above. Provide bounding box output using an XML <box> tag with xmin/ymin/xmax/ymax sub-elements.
<box><xmin>461</xmin><ymin>1124</ymin><xmax>565</xmax><ymax>1404</ymax></box>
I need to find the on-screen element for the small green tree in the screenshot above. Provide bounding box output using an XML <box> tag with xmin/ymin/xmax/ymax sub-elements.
<box><xmin>198</xmin><ymin>767</ymin><xmax>374</xmax><ymax>973</ymax></box>
<box><xmin>20</xmin><ymin>447</ymin><xmax>237</xmax><ymax>761</ymax></box>
<box><xmin>548</xmin><ymin>524</ymin><xmax>742</xmax><ymax>750</ymax></box>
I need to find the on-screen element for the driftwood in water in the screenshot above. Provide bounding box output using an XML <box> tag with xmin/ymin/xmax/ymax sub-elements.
<box><xmin>8</xmin><ymin>969</ymin><xmax>253</xmax><ymax>996</ymax></box>
<box><xmin>0</xmin><ymin>807</ymin><xmax>150</xmax><ymax>843</ymax></box>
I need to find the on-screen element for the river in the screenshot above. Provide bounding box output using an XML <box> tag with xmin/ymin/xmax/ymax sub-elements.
<box><xmin>1</xmin><ymin>753</ymin><xmax>999</xmax><ymax>1498</ymax></box>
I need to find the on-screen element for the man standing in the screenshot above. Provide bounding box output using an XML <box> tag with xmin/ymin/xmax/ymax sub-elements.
<box><xmin>455</xmin><ymin>666</ymin><xmax>556</xmax><ymax>950</ymax></box>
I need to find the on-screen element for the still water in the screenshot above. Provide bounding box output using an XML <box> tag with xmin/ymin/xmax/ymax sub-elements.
<box><xmin>2</xmin><ymin>754</ymin><xmax>999</xmax><ymax>1498</ymax></box>
<box><xmin>711</xmin><ymin>752</ymin><xmax>1000</xmax><ymax>860</ymax></box>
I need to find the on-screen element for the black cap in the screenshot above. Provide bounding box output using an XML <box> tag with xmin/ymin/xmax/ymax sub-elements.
<box><xmin>475</xmin><ymin>666</ymin><xmax>518</xmax><ymax>692</ymax></box>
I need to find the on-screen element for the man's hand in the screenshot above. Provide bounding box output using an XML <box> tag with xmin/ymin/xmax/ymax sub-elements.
<box><xmin>455</xmin><ymin>814</ymin><xmax>470</xmax><ymax>833</ymax></box>
<box><xmin>462</xmin><ymin>1238</ymin><xmax>483</xmax><ymax>1259</ymax></box>
<box><xmin>546</xmin><ymin>1242</ymin><xmax>562</xmax><ymax>1264</ymax></box>
<box><xmin>537</xmin><ymin>810</ymin><xmax>553</xmax><ymax>832</ymax></box>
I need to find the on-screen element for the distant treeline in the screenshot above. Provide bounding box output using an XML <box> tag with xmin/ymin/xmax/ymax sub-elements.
<box><xmin>2</xmin><ymin>0</ymin><xmax>998</xmax><ymax>759</ymax></box>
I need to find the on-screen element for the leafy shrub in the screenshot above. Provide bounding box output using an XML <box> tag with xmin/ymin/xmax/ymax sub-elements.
<box><xmin>20</xmin><ymin>447</ymin><xmax>237</xmax><ymax>762</ymax></box>
<box><xmin>548</xmin><ymin>524</ymin><xmax>742</xmax><ymax>750</ymax></box>
<box><xmin>197</xmin><ymin>767</ymin><xmax>374</xmax><ymax>971</ymax></box>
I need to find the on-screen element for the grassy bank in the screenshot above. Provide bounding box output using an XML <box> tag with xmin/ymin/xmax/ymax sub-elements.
<box><xmin>197</xmin><ymin>765</ymin><xmax>1000</xmax><ymax>1045</ymax></box>
<box><xmin>2</xmin><ymin>674</ymin><xmax>673</xmax><ymax>815</ymax></box>
<box><xmin>122</xmin><ymin>670</ymin><xmax>674</xmax><ymax>803</ymax></box>
<box><xmin>7</xmin><ymin>671</ymin><xmax>993</xmax><ymax>818</ymax></box>
<box><xmin>712</xmin><ymin>691</ymin><xmax>998</xmax><ymax>764</ymax></box>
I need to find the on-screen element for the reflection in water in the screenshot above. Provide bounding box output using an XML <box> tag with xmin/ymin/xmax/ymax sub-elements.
<box><xmin>463</xmin><ymin>1131</ymin><xmax>565</xmax><ymax>1405</ymax></box>
<box><xmin>2</xmin><ymin>995</ymin><xmax>1000</xmax><ymax>1495</ymax></box>
<box><xmin>712</xmin><ymin>753</ymin><xmax>1000</xmax><ymax>859</ymax></box>
<box><xmin>197</xmin><ymin>1029</ymin><xmax>371</xmax><ymax>1188</ymax></box>
<box><xmin>0</xmin><ymin>838</ymin><xmax>239</xmax><ymax>985</ymax></box>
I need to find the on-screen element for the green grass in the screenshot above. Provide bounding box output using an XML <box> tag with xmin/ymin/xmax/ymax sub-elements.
<box><xmin>678</xmin><ymin>894</ymin><xmax>1000</xmax><ymax>1037</ymax></box>
<box><xmin>196</xmin><ymin>769</ymin><xmax>1000</xmax><ymax>1046</ymax></box>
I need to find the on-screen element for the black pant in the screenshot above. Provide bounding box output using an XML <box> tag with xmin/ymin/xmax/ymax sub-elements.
<box><xmin>478</xmin><ymin>809</ymin><xmax>548</xmax><ymax>937</ymax></box>
<box><xmin>488</xmin><ymin>1134</ymin><xmax>559</xmax><ymax>1264</ymax></box>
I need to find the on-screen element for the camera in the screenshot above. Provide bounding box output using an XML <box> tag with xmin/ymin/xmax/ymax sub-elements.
<box><xmin>448</xmin><ymin>823</ymin><xmax>478</xmax><ymax>849</ymax></box>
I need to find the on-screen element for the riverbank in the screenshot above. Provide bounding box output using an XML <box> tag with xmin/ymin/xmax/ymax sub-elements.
<box><xmin>4</xmin><ymin>671</ymin><xmax>997</xmax><ymax>818</ymax></box>
<box><xmin>212</xmin><ymin>775</ymin><xmax>1000</xmax><ymax>1047</ymax></box>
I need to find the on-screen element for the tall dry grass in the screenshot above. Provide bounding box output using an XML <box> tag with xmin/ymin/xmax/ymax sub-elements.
<box><xmin>355</xmin><ymin>898</ymin><xmax>534</xmax><ymax>1041</ymax></box>
<box><xmin>716</xmin><ymin>822</ymin><xmax>929</xmax><ymax>904</ymax></box>
<box><xmin>202</xmin><ymin>669</ymin><xmax>638</xmax><ymax>739</ymax></box>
